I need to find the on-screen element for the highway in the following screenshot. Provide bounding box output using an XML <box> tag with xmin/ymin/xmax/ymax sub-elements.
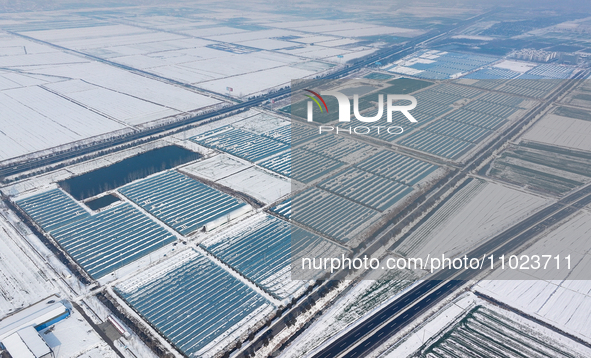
<box><xmin>312</xmin><ymin>182</ymin><xmax>591</xmax><ymax>358</ymax></box>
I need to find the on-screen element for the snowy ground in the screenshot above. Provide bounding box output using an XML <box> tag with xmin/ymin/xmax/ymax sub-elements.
<box><xmin>396</xmin><ymin>179</ymin><xmax>549</xmax><ymax>260</ymax></box>
<box><xmin>522</xmin><ymin>113</ymin><xmax>591</xmax><ymax>152</ymax></box>
<box><xmin>493</xmin><ymin>60</ymin><xmax>538</xmax><ymax>73</ymax></box>
<box><xmin>0</xmin><ymin>210</ymin><xmax>58</xmax><ymax>319</ymax></box>
<box><xmin>41</xmin><ymin>304</ymin><xmax>119</xmax><ymax>358</ymax></box>
<box><xmin>476</xmin><ymin>211</ymin><xmax>591</xmax><ymax>343</ymax></box>
<box><xmin>217</xmin><ymin>167</ymin><xmax>291</xmax><ymax>205</ymax></box>
<box><xmin>180</xmin><ymin>153</ymin><xmax>252</xmax><ymax>182</ymax></box>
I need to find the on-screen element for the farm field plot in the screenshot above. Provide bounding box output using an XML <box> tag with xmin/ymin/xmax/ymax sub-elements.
<box><xmin>487</xmin><ymin>141</ymin><xmax>591</xmax><ymax>195</ymax></box>
<box><xmin>462</xmin><ymin>100</ymin><xmax>519</xmax><ymax>118</ymax></box>
<box><xmin>461</xmin><ymin>79</ymin><xmax>505</xmax><ymax>90</ymax></box>
<box><xmin>192</xmin><ymin>127</ymin><xmax>289</xmax><ymax>163</ymax></box>
<box><xmin>443</xmin><ymin>109</ymin><xmax>506</xmax><ymax>130</ymax></box>
<box><xmin>524</xmin><ymin>64</ymin><xmax>573</xmax><ymax>79</ymax></box>
<box><xmin>408</xmin><ymin>304</ymin><xmax>590</xmax><ymax>358</ymax></box>
<box><xmin>262</xmin><ymin>122</ymin><xmax>322</xmax><ymax>146</ymax></box>
<box><xmin>395</xmin><ymin>179</ymin><xmax>547</xmax><ymax>259</ymax></box>
<box><xmin>262</xmin><ymin>124</ymin><xmax>292</xmax><ymax>144</ymax></box>
<box><xmin>275</xmin><ymin>187</ymin><xmax>379</xmax><ymax>244</ymax></box>
<box><xmin>478</xmin><ymin>92</ymin><xmax>529</xmax><ymax>108</ymax></box>
<box><xmin>116</xmin><ymin>249</ymin><xmax>273</xmax><ymax>358</ymax></box>
<box><xmin>413</xmin><ymin>90</ymin><xmax>463</xmax><ymax>105</ymax></box>
<box><xmin>318</xmin><ymin>167</ymin><xmax>413</xmax><ymax>212</ymax></box>
<box><xmin>562</xmin><ymin>90</ymin><xmax>591</xmax><ymax>109</ymax></box>
<box><xmin>119</xmin><ymin>170</ymin><xmax>249</xmax><ymax>235</ymax></box>
<box><xmin>522</xmin><ymin>113</ymin><xmax>591</xmax><ymax>152</ymax></box>
<box><xmin>258</xmin><ymin>151</ymin><xmax>292</xmax><ymax>178</ymax></box>
<box><xmin>196</xmin><ymin>66</ymin><xmax>315</xmax><ymax>96</ymax></box>
<box><xmin>423</xmin><ymin>119</ymin><xmax>491</xmax><ymax>143</ymax></box>
<box><xmin>496</xmin><ymin>84</ymin><xmax>551</xmax><ymax>98</ymax></box>
<box><xmin>43</xmin><ymin>79</ymin><xmax>179</xmax><ymax>125</ymax></box>
<box><xmin>356</xmin><ymin>150</ymin><xmax>439</xmax><ymax>185</ymax></box>
<box><xmin>464</xmin><ymin>67</ymin><xmax>520</xmax><ymax>79</ymax></box>
<box><xmin>16</xmin><ymin>188</ymin><xmax>90</xmax><ymax>232</ymax></box>
<box><xmin>179</xmin><ymin>153</ymin><xmax>252</xmax><ymax>182</ymax></box>
<box><xmin>383</xmin><ymin>77</ymin><xmax>434</xmax><ymax>94</ymax></box>
<box><xmin>476</xmin><ymin>211</ymin><xmax>591</xmax><ymax>341</ymax></box>
<box><xmin>0</xmin><ymin>87</ymin><xmax>129</xmax><ymax>162</ymax></box>
<box><xmin>50</xmin><ymin>202</ymin><xmax>175</xmax><ymax>279</ymax></box>
<box><xmin>412</xmin><ymin>99</ymin><xmax>455</xmax><ymax>118</ymax></box>
<box><xmin>17</xmin><ymin>22</ymin><xmax>336</xmax><ymax>99</ymax></box>
<box><xmin>0</xmin><ymin>30</ymin><xmax>224</xmax><ymax>163</ymax></box>
<box><xmin>263</xmin><ymin>148</ymin><xmax>346</xmax><ymax>183</ymax></box>
<box><xmin>231</xmin><ymin>110</ymin><xmax>290</xmax><ymax>135</ymax></box>
<box><xmin>397</xmin><ymin>130</ymin><xmax>474</xmax><ymax>160</ymax></box>
<box><xmin>201</xmin><ymin>214</ymin><xmax>344</xmax><ymax>299</ymax></box>
<box><xmin>363</xmin><ymin>72</ymin><xmax>394</xmax><ymax>80</ymax></box>
<box><xmin>217</xmin><ymin>167</ymin><xmax>290</xmax><ymax>205</ymax></box>
<box><xmin>553</xmin><ymin>105</ymin><xmax>591</xmax><ymax>121</ymax></box>
<box><xmin>0</xmin><ymin>213</ymin><xmax>58</xmax><ymax>319</ymax></box>
<box><xmin>299</xmin><ymin>134</ymin><xmax>376</xmax><ymax>162</ymax></box>
<box><xmin>430</xmin><ymin>83</ymin><xmax>484</xmax><ymax>98</ymax></box>
<box><xmin>42</xmin><ymin>63</ymin><xmax>221</xmax><ymax>113</ymax></box>
<box><xmin>385</xmin><ymin>49</ymin><xmax>498</xmax><ymax>80</ymax></box>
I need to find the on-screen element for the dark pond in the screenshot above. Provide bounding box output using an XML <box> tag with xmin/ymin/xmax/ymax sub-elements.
<box><xmin>60</xmin><ymin>145</ymin><xmax>201</xmax><ymax>200</ymax></box>
<box><xmin>85</xmin><ymin>194</ymin><xmax>120</xmax><ymax>210</ymax></box>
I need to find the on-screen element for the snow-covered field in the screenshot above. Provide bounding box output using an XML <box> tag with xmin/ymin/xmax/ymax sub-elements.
<box><xmin>0</xmin><ymin>212</ymin><xmax>58</xmax><ymax>319</ymax></box>
<box><xmin>180</xmin><ymin>153</ymin><xmax>290</xmax><ymax>205</ymax></box>
<box><xmin>232</xmin><ymin>111</ymin><xmax>290</xmax><ymax>134</ymax></box>
<box><xmin>522</xmin><ymin>113</ymin><xmax>591</xmax><ymax>152</ymax></box>
<box><xmin>180</xmin><ymin>153</ymin><xmax>252</xmax><ymax>181</ymax></box>
<box><xmin>476</xmin><ymin>211</ymin><xmax>591</xmax><ymax>342</ymax></box>
<box><xmin>197</xmin><ymin>66</ymin><xmax>316</xmax><ymax>96</ymax></box>
<box><xmin>218</xmin><ymin>167</ymin><xmax>291</xmax><ymax>205</ymax></box>
<box><xmin>396</xmin><ymin>179</ymin><xmax>549</xmax><ymax>259</ymax></box>
<box><xmin>493</xmin><ymin>59</ymin><xmax>538</xmax><ymax>73</ymax></box>
<box><xmin>0</xmin><ymin>86</ymin><xmax>129</xmax><ymax>161</ymax></box>
<box><xmin>0</xmin><ymin>31</ymin><xmax>222</xmax><ymax>163</ymax></box>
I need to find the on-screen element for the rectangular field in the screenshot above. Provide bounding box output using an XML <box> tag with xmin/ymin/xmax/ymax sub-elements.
<box><xmin>355</xmin><ymin>150</ymin><xmax>438</xmax><ymax>185</ymax></box>
<box><xmin>290</xmin><ymin>148</ymin><xmax>347</xmax><ymax>183</ymax></box>
<box><xmin>397</xmin><ymin>130</ymin><xmax>474</xmax><ymax>160</ymax></box>
<box><xmin>275</xmin><ymin>187</ymin><xmax>379</xmax><ymax>243</ymax></box>
<box><xmin>201</xmin><ymin>215</ymin><xmax>344</xmax><ymax>299</ymax></box>
<box><xmin>299</xmin><ymin>134</ymin><xmax>374</xmax><ymax>161</ymax></box>
<box><xmin>51</xmin><ymin>203</ymin><xmax>175</xmax><ymax>279</ymax></box>
<box><xmin>192</xmin><ymin>127</ymin><xmax>289</xmax><ymax>162</ymax></box>
<box><xmin>16</xmin><ymin>189</ymin><xmax>90</xmax><ymax>232</ymax></box>
<box><xmin>116</xmin><ymin>249</ymin><xmax>272</xmax><ymax>357</ymax></box>
<box><xmin>318</xmin><ymin>167</ymin><xmax>413</xmax><ymax>212</ymax></box>
<box><xmin>488</xmin><ymin>141</ymin><xmax>591</xmax><ymax>195</ymax></box>
<box><xmin>119</xmin><ymin>170</ymin><xmax>248</xmax><ymax>235</ymax></box>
